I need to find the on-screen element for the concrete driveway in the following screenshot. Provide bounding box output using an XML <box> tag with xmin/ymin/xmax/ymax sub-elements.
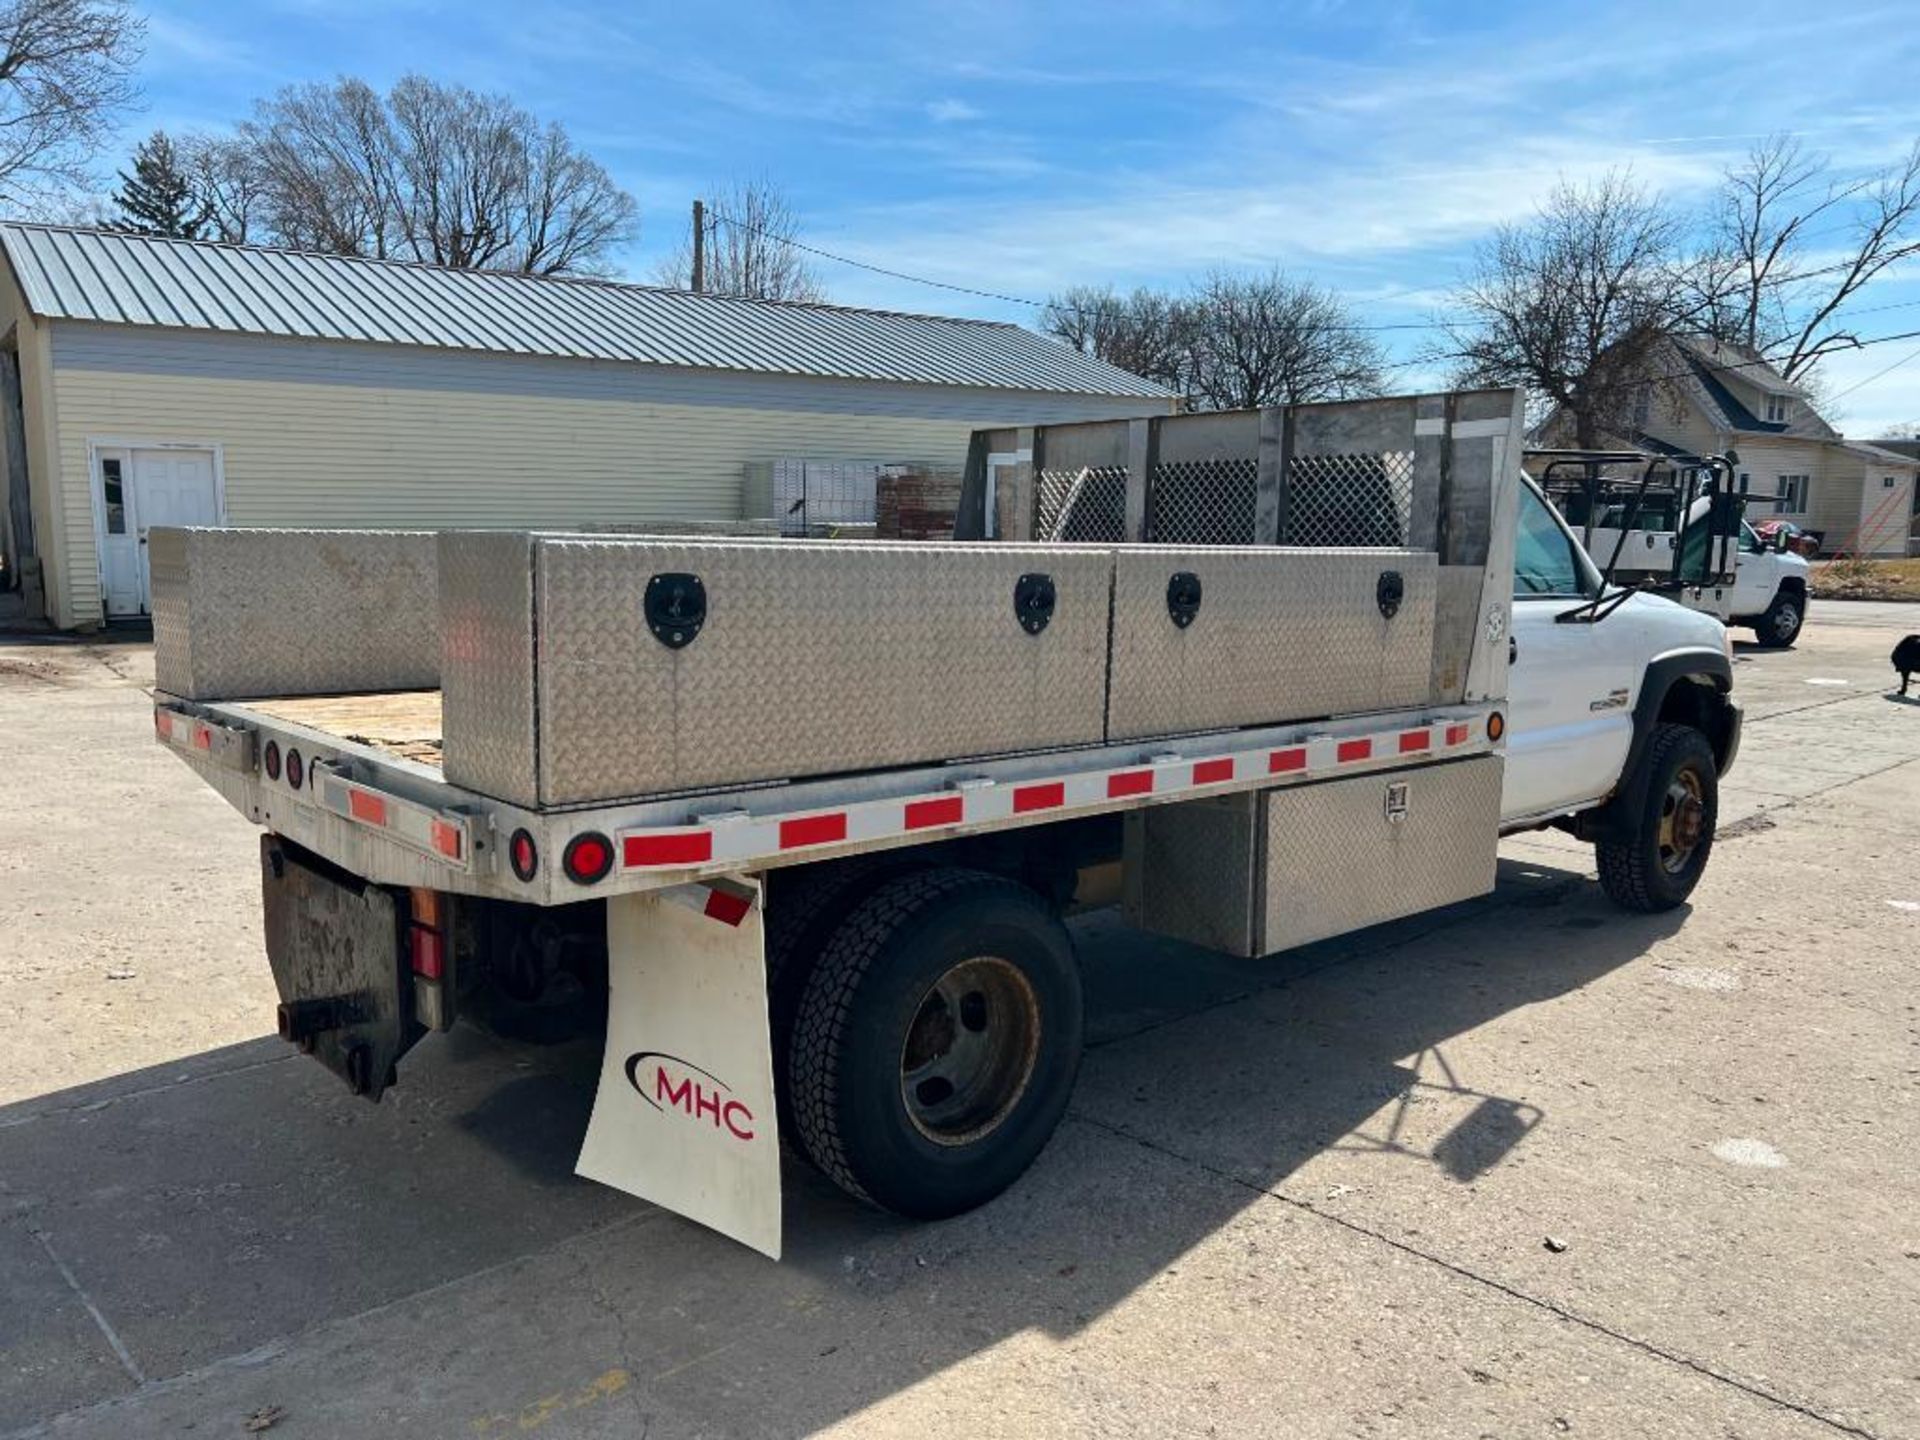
<box><xmin>1</xmin><ymin>602</ymin><xmax>1916</xmax><ymax>1439</ymax></box>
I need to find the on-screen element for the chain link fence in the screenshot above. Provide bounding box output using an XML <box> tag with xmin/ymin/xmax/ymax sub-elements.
<box><xmin>1036</xmin><ymin>466</ymin><xmax>1129</xmax><ymax>542</ymax></box>
<box><xmin>1279</xmin><ymin>451</ymin><xmax>1414</xmax><ymax>547</ymax></box>
<box><xmin>1147</xmin><ymin>458</ymin><xmax>1259</xmax><ymax>545</ymax></box>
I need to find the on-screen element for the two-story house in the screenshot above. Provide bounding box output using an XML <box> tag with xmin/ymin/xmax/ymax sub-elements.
<box><xmin>1541</xmin><ymin>335</ymin><xmax>1918</xmax><ymax>556</ymax></box>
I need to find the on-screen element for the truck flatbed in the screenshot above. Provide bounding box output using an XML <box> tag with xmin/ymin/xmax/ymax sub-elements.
<box><xmin>244</xmin><ymin>691</ymin><xmax>444</xmax><ymax>767</ymax></box>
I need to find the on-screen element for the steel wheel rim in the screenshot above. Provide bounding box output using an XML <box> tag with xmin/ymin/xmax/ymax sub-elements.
<box><xmin>1774</xmin><ymin>601</ymin><xmax>1799</xmax><ymax>640</ymax></box>
<box><xmin>899</xmin><ymin>956</ymin><xmax>1041</xmax><ymax>1146</ymax></box>
<box><xmin>1657</xmin><ymin>767</ymin><xmax>1706</xmax><ymax>874</ymax></box>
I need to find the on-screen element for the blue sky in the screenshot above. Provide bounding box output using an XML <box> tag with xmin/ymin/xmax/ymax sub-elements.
<box><xmin>119</xmin><ymin>0</ymin><xmax>1920</xmax><ymax>432</ymax></box>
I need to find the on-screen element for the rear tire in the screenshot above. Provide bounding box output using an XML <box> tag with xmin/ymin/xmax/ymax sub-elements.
<box><xmin>1596</xmin><ymin>723</ymin><xmax>1718</xmax><ymax>913</ymax></box>
<box><xmin>1751</xmin><ymin>589</ymin><xmax>1804</xmax><ymax>648</ymax></box>
<box><xmin>786</xmin><ymin>867</ymin><xmax>1083</xmax><ymax>1219</ymax></box>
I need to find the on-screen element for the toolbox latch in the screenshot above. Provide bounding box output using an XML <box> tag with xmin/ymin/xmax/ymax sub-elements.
<box><xmin>1376</xmin><ymin>569</ymin><xmax>1405</xmax><ymax>620</ymax></box>
<box><xmin>1166</xmin><ymin>570</ymin><xmax>1203</xmax><ymax>629</ymax></box>
<box><xmin>1014</xmin><ymin>573</ymin><xmax>1057</xmax><ymax>635</ymax></box>
<box><xmin>645</xmin><ymin>573</ymin><xmax>707</xmax><ymax>649</ymax></box>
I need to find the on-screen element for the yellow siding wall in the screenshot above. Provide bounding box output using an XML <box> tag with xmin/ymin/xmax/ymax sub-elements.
<box><xmin>44</xmin><ymin>337</ymin><xmax>1160</xmax><ymax>627</ymax></box>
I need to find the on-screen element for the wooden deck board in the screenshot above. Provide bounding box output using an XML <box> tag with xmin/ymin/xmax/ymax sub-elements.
<box><xmin>245</xmin><ymin>691</ymin><xmax>444</xmax><ymax>767</ymax></box>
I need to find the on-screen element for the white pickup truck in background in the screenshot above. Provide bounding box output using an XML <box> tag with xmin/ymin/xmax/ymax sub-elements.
<box><xmin>149</xmin><ymin>389</ymin><xmax>1741</xmax><ymax>1257</ymax></box>
<box><xmin>1534</xmin><ymin>449</ymin><xmax>1810</xmax><ymax>648</ymax></box>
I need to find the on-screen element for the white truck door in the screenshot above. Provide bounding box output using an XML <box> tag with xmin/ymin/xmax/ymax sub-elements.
<box><xmin>1726</xmin><ymin>524</ymin><xmax>1777</xmax><ymax>616</ymax></box>
<box><xmin>1504</xmin><ymin>483</ymin><xmax>1640</xmax><ymax>823</ymax></box>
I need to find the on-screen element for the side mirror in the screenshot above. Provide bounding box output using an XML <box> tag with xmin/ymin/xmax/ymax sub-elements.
<box><xmin>1774</xmin><ymin>528</ymin><xmax>1790</xmax><ymax>554</ymax></box>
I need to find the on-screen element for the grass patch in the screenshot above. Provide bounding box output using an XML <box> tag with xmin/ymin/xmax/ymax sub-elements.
<box><xmin>1810</xmin><ymin>555</ymin><xmax>1920</xmax><ymax>601</ymax></box>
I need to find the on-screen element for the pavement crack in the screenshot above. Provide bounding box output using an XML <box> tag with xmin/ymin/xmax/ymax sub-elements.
<box><xmin>26</xmin><ymin>1223</ymin><xmax>146</xmax><ymax>1386</ymax></box>
<box><xmin>1074</xmin><ymin>1112</ymin><xmax>1883</xmax><ymax>1440</ymax></box>
<box><xmin>574</xmin><ymin>1247</ymin><xmax>653</xmax><ymax>1433</ymax></box>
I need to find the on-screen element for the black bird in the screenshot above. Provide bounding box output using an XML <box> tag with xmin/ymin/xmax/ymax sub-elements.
<box><xmin>1896</xmin><ymin>634</ymin><xmax>1920</xmax><ymax>696</ymax></box>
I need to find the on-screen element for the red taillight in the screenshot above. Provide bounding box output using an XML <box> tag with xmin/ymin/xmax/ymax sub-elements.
<box><xmin>409</xmin><ymin>888</ymin><xmax>445</xmax><ymax>980</ymax></box>
<box><xmin>285</xmin><ymin>748</ymin><xmax>305</xmax><ymax>790</ymax></box>
<box><xmin>263</xmin><ymin>740</ymin><xmax>282</xmax><ymax>781</ymax></box>
<box><xmin>564</xmin><ymin>832</ymin><xmax>614</xmax><ymax>885</ymax></box>
<box><xmin>508</xmin><ymin>828</ymin><xmax>539</xmax><ymax>882</ymax></box>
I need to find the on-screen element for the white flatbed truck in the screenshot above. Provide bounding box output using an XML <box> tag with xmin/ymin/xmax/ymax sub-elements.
<box><xmin>151</xmin><ymin>388</ymin><xmax>1740</xmax><ymax>1257</ymax></box>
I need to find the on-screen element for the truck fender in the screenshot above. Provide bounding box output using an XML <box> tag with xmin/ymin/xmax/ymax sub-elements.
<box><xmin>1579</xmin><ymin>649</ymin><xmax>1735</xmax><ymax>844</ymax></box>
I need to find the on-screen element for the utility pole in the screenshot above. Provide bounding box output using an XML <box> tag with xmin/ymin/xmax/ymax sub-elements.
<box><xmin>691</xmin><ymin>199</ymin><xmax>705</xmax><ymax>293</ymax></box>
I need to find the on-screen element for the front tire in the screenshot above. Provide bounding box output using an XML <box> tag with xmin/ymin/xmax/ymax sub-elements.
<box><xmin>786</xmin><ymin>868</ymin><xmax>1083</xmax><ymax>1219</ymax></box>
<box><xmin>1751</xmin><ymin>588</ymin><xmax>1804</xmax><ymax>648</ymax></box>
<box><xmin>1596</xmin><ymin>723</ymin><xmax>1719</xmax><ymax>912</ymax></box>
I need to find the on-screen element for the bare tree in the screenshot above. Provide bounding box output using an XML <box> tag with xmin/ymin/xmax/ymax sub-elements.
<box><xmin>1183</xmin><ymin>269</ymin><xmax>1384</xmax><ymax>411</ymax></box>
<box><xmin>0</xmin><ymin>0</ymin><xmax>141</xmax><ymax>206</ymax></box>
<box><xmin>1041</xmin><ymin>284</ymin><xmax>1194</xmax><ymax>394</ymax></box>
<box><xmin>235</xmin><ymin>75</ymin><xmax>637</xmax><ymax>275</ymax></box>
<box><xmin>1690</xmin><ymin>135</ymin><xmax>1920</xmax><ymax>381</ymax></box>
<box><xmin>657</xmin><ymin>180</ymin><xmax>824</xmax><ymax>302</ymax></box>
<box><xmin>182</xmin><ymin>132</ymin><xmax>263</xmax><ymax>243</ymax></box>
<box><xmin>1442</xmin><ymin>172</ymin><xmax>1685</xmax><ymax>447</ymax></box>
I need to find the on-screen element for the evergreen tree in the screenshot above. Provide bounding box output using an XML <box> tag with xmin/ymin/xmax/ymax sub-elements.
<box><xmin>109</xmin><ymin>132</ymin><xmax>204</xmax><ymax>238</ymax></box>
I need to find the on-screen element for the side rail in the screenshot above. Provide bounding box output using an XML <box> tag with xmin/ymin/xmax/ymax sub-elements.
<box><xmin>157</xmin><ymin>693</ymin><xmax>1504</xmax><ymax>906</ymax></box>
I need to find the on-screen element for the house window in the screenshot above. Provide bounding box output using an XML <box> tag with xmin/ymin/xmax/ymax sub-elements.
<box><xmin>1764</xmin><ymin>394</ymin><xmax>1791</xmax><ymax>424</ymax></box>
<box><xmin>1775</xmin><ymin>474</ymin><xmax>1810</xmax><ymax>513</ymax></box>
<box><xmin>101</xmin><ymin>457</ymin><xmax>125</xmax><ymax>534</ymax></box>
<box><xmin>1885</xmin><ymin>475</ymin><xmax>1899</xmax><ymax>489</ymax></box>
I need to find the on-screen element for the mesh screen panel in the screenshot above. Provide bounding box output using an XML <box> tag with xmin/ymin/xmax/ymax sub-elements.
<box><xmin>1148</xmin><ymin>458</ymin><xmax>1259</xmax><ymax>545</ymax></box>
<box><xmin>1036</xmin><ymin>466</ymin><xmax>1129</xmax><ymax>542</ymax></box>
<box><xmin>1281</xmin><ymin>451</ymin><xmax>1414</xmax><ymax>547</ymax></box>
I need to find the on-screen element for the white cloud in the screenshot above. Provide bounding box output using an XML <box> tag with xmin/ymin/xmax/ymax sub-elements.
<box><xmin>925</xmin><ymin>98</ymin><xmax>983</xmax><ymax>124</ymax></box>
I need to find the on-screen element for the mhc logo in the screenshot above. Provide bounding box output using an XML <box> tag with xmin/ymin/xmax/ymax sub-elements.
<box><xmin>624</xmin><ymin>1051</ymin><xmax>755</xmax><ymax>1142</ymax></box>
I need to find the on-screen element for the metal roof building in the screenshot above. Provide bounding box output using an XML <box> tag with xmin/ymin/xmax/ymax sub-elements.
<box><xmin>0</xmin><ymin>225</ymin><xmax>1170</xmax><ymax>628</ymax></box>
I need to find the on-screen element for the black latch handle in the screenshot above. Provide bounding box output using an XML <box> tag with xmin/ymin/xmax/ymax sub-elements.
<box><xmin>645</xmin><ymin>572</ymin><xmax>707</xmax><ymax>649</ymax></box>
<box><xmin>1166</xmin><ymin>571</ymin><xmax>1203</xmax><ymax>629</ymax></box>
<box><xmin>1376</xmin><ymin>570</ymin><xmax>1404</xmax><ymax>620</ymax></box>
<box><xmin>1014</xmin><ymin>573</ymin><xmax>1057</xmax><ymax>635</ymax></box>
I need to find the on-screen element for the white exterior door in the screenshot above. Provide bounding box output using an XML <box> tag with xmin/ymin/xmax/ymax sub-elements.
<box><xmin>97</xmin><ymin>446</ymin><xmax>220</xmax><ymax>616</ymax></box>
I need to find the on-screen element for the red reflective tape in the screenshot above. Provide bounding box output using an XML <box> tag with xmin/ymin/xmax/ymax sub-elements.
<box><xmin>1399</xmin><ymin>729</ymin><xmax>1431</xmax><ymax>754</ymax></box>
<box><xmin>154</xmin><ymin>710</ymin><xmax>173</xmax><ymax>739</ymax></box>
<box><xmin>905</xmin><ymin>795</ymin><xmax>964</xmax><ymax>830</ymax></box>
<box><xmin>409</xmin><ymin>927</ymin><xmax>445</xmax><ymax>980</ymax></box>
<box><xmin>193</xmin><ymin>725</ymin><xmax>212</xmax><ymax>751</ymax></box>
<box><xmin>1446</xmin><ymin>723</ymin><xmax>1470</xmax><ymax>746</ymax></box>
<box><xmin>348</xmin><ymin>789</ymin><xmax>387</xmax><ymax>826</ymax></box>
<box><xmin>1269</xmin><ymin>747</ymin><xmax>1307</xmax><ymax>774</ymax></box>
<box><xmin>1013</xmin><ymin>782</ymin><xmax>1065</xmax><ymax>814</ymax></box>
<box><xmin>430</xmin><ymin>818</ymin><xmax>462</xmax><ymax>859</ymax></box>
<box><xmin>1107</xmin><ymin>769</ymin><xmax>1154</xmax><ymax>798</ymax></box>
<box><xmin>1192</xmin><ymin>758</ymin><xmax>1235</xmax><ymax>785</ymax></box>
<box><xmin>703</xmin><ymin>888</ymin><xmax>752</xmax><ymax>927</ymax></box>
<box><xmin>623</xmin><ymin>831</ymin><xmax>713</xmax><ymax>867</ymax></box>
<box><xmin>779</xmin><ymin>813</ymin><xmax>847</xmax><ymax>849</ymax></box>
<box><xmin>1337</xmin><ymin>738</ymin><xmax>1373</xmax><ymax>763</ymax></box>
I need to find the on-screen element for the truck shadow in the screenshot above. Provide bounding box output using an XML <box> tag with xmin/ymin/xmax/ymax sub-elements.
<box><xmin>0</xmin><ymin>854</ymin><xmax>1683</xmax><ymax>1436</ymax></box>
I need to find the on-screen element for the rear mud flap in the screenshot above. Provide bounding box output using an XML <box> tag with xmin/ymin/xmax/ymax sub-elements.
<box><xmin>575</xmin><ymin>879</ymin><xmax>782</xmax><ymax>1259</ymax></box>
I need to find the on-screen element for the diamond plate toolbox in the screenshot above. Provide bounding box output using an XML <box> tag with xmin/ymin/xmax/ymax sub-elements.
<box><xmin>1105</xmin><ymin>547</ymin><xmax>1436</xmax><ymax>742</ymax></box>
<box><xmin>1124</xmin><ymin>755</ymin><xmax>1502</xmax><ymax>957</ymax></box>
<box><xmin>152</xmin><ymin>527</ymin><xmax>439</xmax><ymax>701</ymax></box>
<box><xmin>440</xmin><ymin>535</ymin><xmax>1114</xmax><ymax>806</ymax></box>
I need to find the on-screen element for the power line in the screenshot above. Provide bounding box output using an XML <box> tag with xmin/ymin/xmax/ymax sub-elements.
<box><xmin>1824</xmin><ymin>340</ymin><xmax>1920</xmax><ymax>403</ymax></box>
<box><xmin>709</xmin><ymin>206</ymin><xmax>1920</xmax><ymax>345</ymax></box>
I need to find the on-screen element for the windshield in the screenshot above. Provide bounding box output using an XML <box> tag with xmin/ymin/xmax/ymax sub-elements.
<box><xmin>1514</xmin><ymin>479</ymin><xmax>1602</xmax><ymax>598</ymax></box>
